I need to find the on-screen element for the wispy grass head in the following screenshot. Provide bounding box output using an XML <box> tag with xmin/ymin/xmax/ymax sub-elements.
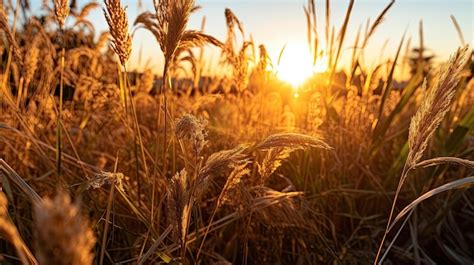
<box><xmin>135</xmin><ymin>0</ymin><xmax>222</xmax><ymax>72</ymax></box>
<box><xmin>407</xmin><ymin>45</ymin><xmax>471</xmax><ymax>168</ymax></box>
<box><xmin>175</xmin><ymin>113</ymin><xmax>208</xmax><ymax>156</ymax></box>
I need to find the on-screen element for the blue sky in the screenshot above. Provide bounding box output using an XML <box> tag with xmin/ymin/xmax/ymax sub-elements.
<box><xmin>31</xmin><ymin>0</ymin><xmax>473</xmax><ymax>75</ymax></box>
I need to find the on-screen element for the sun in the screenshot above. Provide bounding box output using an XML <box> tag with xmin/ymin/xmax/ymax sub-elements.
<box><xmin>276</xmin><ymin>43</ymin><xmax>328</xmax><ymax>87</ymax></box>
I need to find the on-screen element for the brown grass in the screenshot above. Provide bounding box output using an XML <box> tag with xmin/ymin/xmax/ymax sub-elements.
<box><xmin>0</xmin><ymin>1</ymin><xmax>472</xmax><ymax>264</ymax></box>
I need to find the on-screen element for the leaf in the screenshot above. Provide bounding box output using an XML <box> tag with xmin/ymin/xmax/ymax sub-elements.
<box><xmin>445</xmin><ymin>107</ymin><xmax>474</xmax><ymax>154</ymax></box>
<box><xmin>377</xmin><ymin>32</ymin><xmax>406</xmax><ymax>121</ymax></box>
<box><xmin>388</xmin><ymin>142</ymin><xmax>409</xmax><ymax>178</ymax></box>
<box><xmin>372</xmin><ymin>67</ymin><xmax>424</xmax><ymax>144</ymax></box>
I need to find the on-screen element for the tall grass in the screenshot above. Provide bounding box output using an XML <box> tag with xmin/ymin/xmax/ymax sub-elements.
<box><xmin>0</xmin><ymin>1</ymin><xmax>472</xmax><ymax>264</ymax></box>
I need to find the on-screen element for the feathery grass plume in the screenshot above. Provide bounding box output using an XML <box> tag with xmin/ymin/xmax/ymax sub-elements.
<box><xmin>375</xmin><ymin>46</ymin><xmax>472</xmax><ymax>264</ymax></box>
<box><xmin>218</xmin><ymin>161</ymin><xmax>251</xmax><ymax>208</ymax></box>
<box><xmin>134</xmin><ymin>0</ymin><xmax>222</xmax><ymax>180</ymax></box>
<box><xmin>0</xmin><ymin>7</ymin><xmax>23</xmax><ymax>65</ymax></box>
<box><xmin>134</xmin><ymin>0</ymin><xmax>221</xmax><ymax>71</ymax></box>
<box><xmin>224</xmin><ymin>8</ymin><xmax>244</xmax><ymax>53</ymax></box>
<box><xmin>407</xmin><ymin>45</ymin><xmax>471</xmax><ymax>169</ymax></box>
<box><xmin>175</xmin><ymin>113</ymin><xmax>208</xmax><ymax>156</ymax></box>
<box><xmin>198</xmin><ymin>145</ymin><xmax>248</xmax><ymax>182</ymax></box>
<box><xmin>255</xmin><ymin>132</ymin><xmax>332</xmax><ymax>151</ymax></box>
<box><xmin>103</xmin><ymin>0</ymin><xmax>132</xmax><ymax>65</ymax></box>
<box><xmin>257</xmin><ymin>147</ymin><xmax>292</xmax><ymax>182</ymax></box>
<box><xmin>53</xmin><ymin>0</ymin><xmax>70</xmax><ymax>29</ymax></box>
<box><xmin>0</xmin><ymin>191</ymin><xmax>37</xmax><ymax>264</ymax></box>
<box><xmin>87</xmin><ymin>171</ymin><xmax>126</xmax><ymax>192</ymax></box>
<box><xmin>220</xmin><ymin>9</ymin><xmax>251</xmax><ymax>93</ymax></box>
<box><xmin>34</xmin><ymin>190</ymin><xmax>95</xmax><ymax>265</ymax></box>
<box><xmin>167</xmin><ymin>169</ymin><xmax>191</xmax><ymax>256</ymax></box>
<box><xmin>195</xmin><ymin>145</ymin><xmax>248</xmax><ymax>199</ymax></box>
<box><xmin>256</xmin><ymin>134</ymin><xmax>331</xmax><ymax>183</ymax></box>
<box><xmin>251</xmin><ymin>187</ymin><xmax>306</xmax><ymax>228</ymax></box>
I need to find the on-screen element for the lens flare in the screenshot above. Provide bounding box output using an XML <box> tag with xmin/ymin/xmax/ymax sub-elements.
<box><xmin>276</xmin><ymin>43</ymin><xmax>328</xmax><ymax>87</ymax></box>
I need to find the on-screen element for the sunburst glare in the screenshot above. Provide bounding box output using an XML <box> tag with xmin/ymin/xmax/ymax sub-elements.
<box><xmin>276</xmin><ymin>43</ymin><xmax>328</xmax><ymax>87</ymax></box>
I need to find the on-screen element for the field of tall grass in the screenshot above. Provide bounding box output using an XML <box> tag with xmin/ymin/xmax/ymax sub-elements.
<box><xmin>0</xmin><ymin>0</ymin><xmax>473</xmax><ymax>264</ymax></box>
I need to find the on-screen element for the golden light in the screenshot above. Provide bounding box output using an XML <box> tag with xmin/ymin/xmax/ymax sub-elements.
<box><xmin>276</xmin><ymin>43</ymin><xmax>328</xmax><ymax>87</ymax></box>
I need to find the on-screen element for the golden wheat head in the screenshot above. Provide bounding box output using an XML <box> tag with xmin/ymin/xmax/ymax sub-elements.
<box><xmin>103</xmin><ymin>0</ymin><xmax>132</xmax><ymax>65</ymax></box>
<box><xmin>54</xmin><ymin>0</ymin><xmax>70</xmax><ymax>29</ymax></box>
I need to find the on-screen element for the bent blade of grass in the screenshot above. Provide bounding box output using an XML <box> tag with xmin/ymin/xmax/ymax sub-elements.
<box><xmin>387</xmin><ymin>176</ymin><xmax>474</xmax><ymax>240</ymax></box>
<box><xmin>380</xmin><ymin>176</ymin><xmax>474</xmax><ymax>262</ymax></box>
<box><xmin>329</xmin><ymin>0</ymin><xmax>354</xmax><ymax>81</ymax></box>
<box><xmin>138</xmin><ymin>225</ymin><xmax>173</xmax><ymax>265</ymax></box>
<box><xmin>255</xmin><ymin>133</ymin><xmax>332</xmax><ymax>150</ymax></box>
<box><xmin>377</xmin><ymin>31</ymin><xmax>406</xmax><ymax>121</ymax></box>
<box><xmin>412</xmin><ymin>157</ymin><xmax>474</xmax><ymax>169</ymax></box>
<box><xmin>0</xmin><ymin>159</ymin><xmax>42</xmax><ymax>204</ymax></box>
<box><xmin>450</xmin><ymin>15</ymin><xmax>466</xmax><ymax>46</ymax></box>
<box><xmin>361</xmin><ymin>0</ymin><xmax>395</xmax><ymax>49</ymax></box>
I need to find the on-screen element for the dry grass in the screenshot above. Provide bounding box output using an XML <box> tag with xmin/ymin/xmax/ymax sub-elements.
<box><xmin>407</xmin><ymin>46</ymin><xmax>471</xmax><ymax>168</ymax></box>
<box><xmin>375</xmin><ymin>45</ymin><xmax>472</xmax><ymax>264</ymax></box>
<box><xmin>0</xmin><ymin>1</ymin><xmax>472</xmax><ymax>264</ymax></box>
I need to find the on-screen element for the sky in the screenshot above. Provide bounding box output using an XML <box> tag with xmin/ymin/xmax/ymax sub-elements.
<box><xmin>31</xmin><ymin>0</ymin><xmax>473</xmax><ymax>76</ymax></box>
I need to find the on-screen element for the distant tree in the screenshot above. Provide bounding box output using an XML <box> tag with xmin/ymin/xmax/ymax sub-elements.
<box><xmin>408</xmin><ymin>47</ymin><xmax>435</xmax><ymax>78</ymax></box>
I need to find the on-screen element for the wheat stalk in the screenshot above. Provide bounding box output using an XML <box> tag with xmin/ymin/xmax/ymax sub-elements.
<box><xmin>135</xmin><ymin>0</ymin><xmax>222</xmax><ymax>180</ymax></box>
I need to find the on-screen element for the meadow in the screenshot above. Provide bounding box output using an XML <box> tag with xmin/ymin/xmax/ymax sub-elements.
<box><xmin>0</xmin><ymin>0</ymin><xmax>473</xmax><ymax>264</ymax></box>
